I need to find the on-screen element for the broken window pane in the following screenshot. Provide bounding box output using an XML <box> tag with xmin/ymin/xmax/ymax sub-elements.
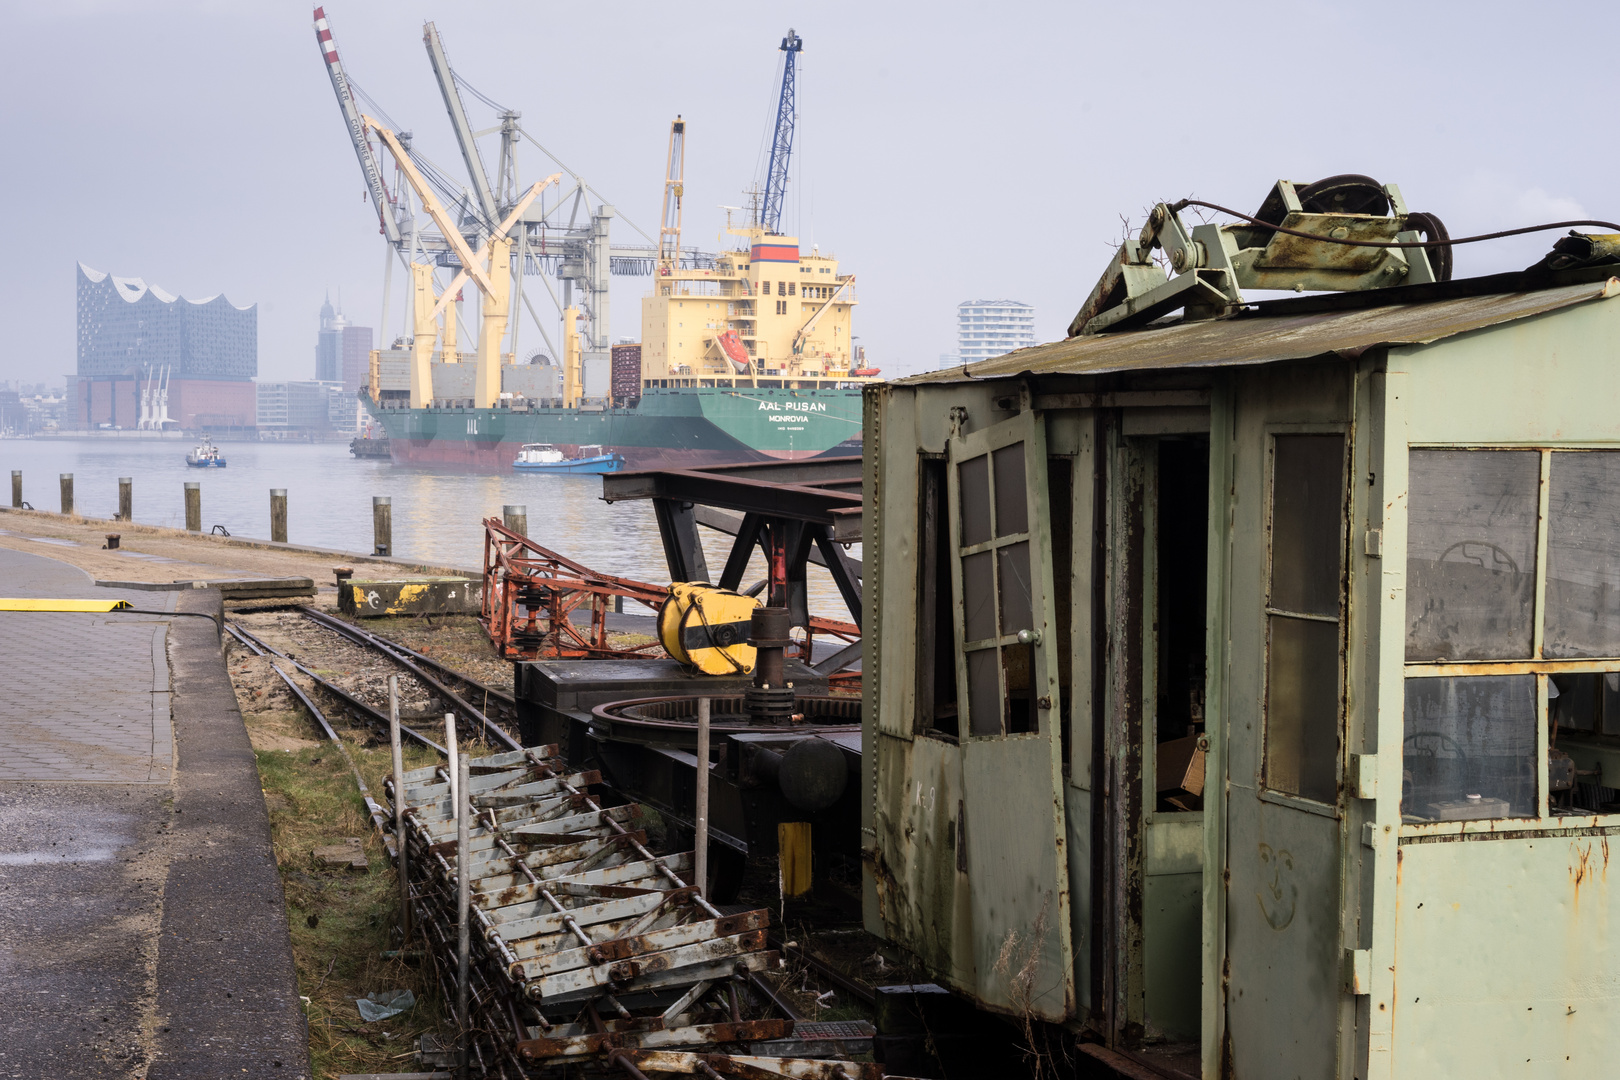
<box><xmin>959</xmin><ymin>455</ymin><xmax>991</xmax><ymax>547</ymax></box>
<box><xmin>1549</xmin><ymin>672</ymin><xmax>1597</xmax><ymax>733</ymax></box>
<box><xmin>997</xmin><ymin>541</ymin><xmax>1033</xmax><ymax>633</ymax></box>
<box><xmin>1270</xmin><ymin>435</ymin><xmax>1345</xmax><ymax>617</ymax></box>
<box><xmin>1004</xmin><ymin>642</ymin><xmax>1035</xmax><ymax>734</ymax></box>
<box><xmin>993</xmin><ymin>444</ymin><xmax>1028</xmax><ymax>537</ymax></box>
<box><xmin>1402</xmin><ymin>675</ymin><xmax>1536</xmax><ymax>821</ymax></box>
<box><xmin>1264</xmin><ymin>615</ymin><xmax>1341</xmax><ymax>804</ymax></box>
<box><xmin>1546</xmin><ymin>452</ymin><xmax>1620</xmax><ymax>658</ymax></box>
<box><xmin>961</xmin><ymin>551</ymin><xmax>995</xmax><ymax>643</ymax></box>
<box><xmin>1406</xmin><ymin>449</ymin><xmax>1538</xmax><ymax>662</ymax></box>
<box><xmin>967</xmin><ymin>648</ymin><xmax>1001</xmax><ymax>737</ymax></box>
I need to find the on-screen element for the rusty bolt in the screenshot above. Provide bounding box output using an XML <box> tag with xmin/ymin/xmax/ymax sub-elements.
<box><xmin>1171</xmin><ymin>248</ymin><xmax>1186</xmax><ymax>270</ymax></box>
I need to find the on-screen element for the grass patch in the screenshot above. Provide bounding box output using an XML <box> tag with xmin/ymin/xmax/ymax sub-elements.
<box><xmin>254</xmin><ymin>731</ymin><xmax>460</xmax><ymax>1078</ymax></box>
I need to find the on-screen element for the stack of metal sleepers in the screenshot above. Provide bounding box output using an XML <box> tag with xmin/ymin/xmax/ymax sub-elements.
<box><xmin>390</xmin><ymin>743</ymin><xmax>878</xmax><ymax>1078</ymax></box>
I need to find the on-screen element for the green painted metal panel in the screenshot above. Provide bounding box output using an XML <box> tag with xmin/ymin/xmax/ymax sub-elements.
<box><xmin>1392</xmin><ymin>834</ymin><xmax>1620</xmax><ymax>1076</ymax></box>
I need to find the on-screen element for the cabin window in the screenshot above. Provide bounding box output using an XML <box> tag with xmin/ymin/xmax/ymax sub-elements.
<box><xmin>778</xmin><ymin>282</ymin><xmax>787</xmax><ymax>296</ymax></box>
<box><xmin>957</xmin><ymin>442</ymin><xmax>1037</xmax><ymax>736</ymax></box>
<box><xmin>788</xmin><ymin>282</ymin><xmax>796</xmax><ymax>295</ymax></box>
<box><xmin>1402</xmin><ymin>449</ymin><xmax>1620</xmax><ymax>823</ymax></box>
<box><xmin>1405</xmin><ymin>450</ymin><xmax>1539</xmax><ymax>661</ymax></box>
<box><xmin>1262</xmin><ymin>434</ymin><xmax>1346</xmax><ymax>804</ymax></box>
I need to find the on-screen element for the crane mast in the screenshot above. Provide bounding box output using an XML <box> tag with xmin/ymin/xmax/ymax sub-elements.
<box><xmin>312</xmin><ymin>7</ymin><xmax>401</xmax><ymax>246</ymax></box>
<box><xmin>658</xmin><ymin>116</ymin><xmax>685</xmax><ymax>269</ymax></box>
<box><xmin>759</xmin><ymin>29</ymin><xmax>802</xmax><ymax>236</ymax></box>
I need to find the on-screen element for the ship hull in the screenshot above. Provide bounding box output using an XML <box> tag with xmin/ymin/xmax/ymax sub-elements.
<box><xmin>367</xmin><ymin>385</ymin><xmax>865</xmax><ymax>472</ymax></box>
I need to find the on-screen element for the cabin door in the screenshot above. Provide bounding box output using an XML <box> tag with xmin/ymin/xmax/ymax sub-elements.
<box><xmin>947</xmin><ymin>403</ymin><xmax>1074</xmax><ymax>1020</ymax></box>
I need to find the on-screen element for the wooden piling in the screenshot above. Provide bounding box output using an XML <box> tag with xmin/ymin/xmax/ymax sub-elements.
<box><xmin>12</xmin><ymin>470</ymin><xmax>21</xmax><ymax>509</ymax></box>
<box><xmin>373</xmin><ymin>496</ymin><xmax>392</xmax><ymax>556</ymax></box>
<box><xmin>270</xmin><ymin>489</ymin><xmax>287</xmax><ymax>543</ymax></box>
<box><xmin>184</xmin><ymin>482</ymin><xmax>201</xmax><ymax>532</ymax></box>
<box><xmin>118</xmin><ymin>477</ymin><xmax>132</xmax><ymax>522</ymax></box>
<box><xmin>502</xmin><ymin>504</ymin><xmax>527</xmax><ymax>537</ymax></box>
<box><xmin>59</xmin><ymin>473</ymin><xmax>73</xmax><ymax>516</ymax></box>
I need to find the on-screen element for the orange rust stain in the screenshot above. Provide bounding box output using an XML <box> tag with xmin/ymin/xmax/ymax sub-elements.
<box><xmin>1571</xmin><ymin>841</ymin><xmax>1594</xmax><ymax>914</ymax></box>
<box><xmin>1603</xmin><ymin>835</ymin><xmax>1611</xmax><ymax>883</ymax></box>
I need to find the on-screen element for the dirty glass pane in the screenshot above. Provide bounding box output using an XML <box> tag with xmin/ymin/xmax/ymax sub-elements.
<box><xmin>997</xmin><ymin>541</ymin><xmax>1033</xmax><ymax>633</ymax></box>
<box><xmin>959</xmin><ymin>455</ymin><xmax>991</xmax><ymax>547</ymax></box>
<box><xmin>1546</xmin><ymin>452</ymin><xmax>1620</xmax><ymax>657</ymax></box>
<box><xmin>1405</xmin><ymin>450</ymin><xmax>1538</xmax><ymax>662</ymax></box>
<box><xmin>1270</xmin><ymin>435</ymin><xmax>1345</xmax><ymax>617</ymax></box>
<box><xmin>961</xmin><ymin>551</ymin><xmax>996</xmax><ymax>643</ymax></box>
<box><xmin>993</xmin><ymin>444</ymin><xmax>1028</xmax><ymax>537</ymax></box>
<box><xmin>967</xmin><ymin>647</ymin><xmax>1002</xmax><ymax>737</ymax></box>
<box><xmin>1264</xmin><ymin>615</ymin><xmax>1340</xmax><ymax>804</ymax></box>
<box><xmin>1004</xmin><ymin>643</ymin><xmax>1035</xmax><ymax>734</ymax></box>
<box><xmin>1402</xmin><ymin>675</ymin><xmax>1536</xmax><ymax>821</ymax></box>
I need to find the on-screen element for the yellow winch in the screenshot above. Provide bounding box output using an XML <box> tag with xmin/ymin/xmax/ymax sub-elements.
<box><xmin>657</xmin><ymin>582</ymin><xmax>761</xmax><ymax>675</ymax></box>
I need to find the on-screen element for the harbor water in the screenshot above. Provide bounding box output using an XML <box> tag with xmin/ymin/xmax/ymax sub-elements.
<box><xmin>2</xmin><ymin>438</ymin><xmax>855</xmax><ymax>616</ymax></box>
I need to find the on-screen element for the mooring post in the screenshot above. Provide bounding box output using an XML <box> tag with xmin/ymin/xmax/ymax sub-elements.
<box><xmin>388</xmin><ymin>675</ymin><xmax>411</xmax><ymax>945</ymax></box>
<box><xmin>59</xmin><ymin>473</ymin><xmax>73</xmax><ymax>516</ymax></box>
<box><xmin>695</xmin><ymin>696</ymin><xmax>710</xmax><ymax>897</ymax></box>
<box><xmin>270</xmin><ymin>488</ymin><xmax>288</xmax><ymax>544</ymax></box>
<box><xmin>456</xmin><ymin>751</ymin><xmax>471</xmax><ymax>1074</ymax></box>
<box><xmin>118</xmin><ymin>477</ymin><xmax>132</xmax><ymax>522</ymax></box>
<box><xmin>373</xmin><ymin>496</ymin><xmax>392</xmax><ymax>556</ymax></box>
<box><xmin>11</xmin><ymin>470</ymin><xmax>20</xmax><ymax>509</ymax></box>
<box><xmin>184</xmin><ymin>482</ymin><xmax>201</xmax><ymax>532</ymax></box>
<box><xmin>502</xmin><ymin>503</ymin><xmax>527</xmax><ymax>537</ymax></box>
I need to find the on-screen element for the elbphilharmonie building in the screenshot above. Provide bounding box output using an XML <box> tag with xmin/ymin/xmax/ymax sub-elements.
<box><xmin>75</xmin><ymin>263</ymin><xmax>257</xmax><ymax>429</ymax></box>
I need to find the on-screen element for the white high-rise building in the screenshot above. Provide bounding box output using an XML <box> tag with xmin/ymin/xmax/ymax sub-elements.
<box><xmin>944</xmin><ymin>299</ymin><xmax>1036</xmax><ymax>368</ymax></box>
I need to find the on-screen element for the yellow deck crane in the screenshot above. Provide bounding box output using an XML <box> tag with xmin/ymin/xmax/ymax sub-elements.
<box><xmin>363</xmin><ymin>116</ymin><xmax>557</xmax><ymax>409</ymax></box>
<box><xmin>791</xmin><ymin>275</ymin><xmax>855</xmax><ymax>360</ymax></box>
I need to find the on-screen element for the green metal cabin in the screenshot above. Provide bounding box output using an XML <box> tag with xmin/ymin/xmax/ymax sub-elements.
<box><xmin>860</xmin><ymin>263</ymin><xmax>1620</xmax><ymax>1077</ymax></box>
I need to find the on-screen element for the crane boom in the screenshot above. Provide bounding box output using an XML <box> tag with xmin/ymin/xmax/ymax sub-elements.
<box><xmin>658</xmin><ymin>116</ymin><xmax>686</xmax><ymax>268</ymax></box>
<box><xmin>313</xmin><ymin>7</ymin><xmax>401</xmax><ymax>245</ymax></box>
<box><xmin>759</xmin><ymin>29</ymin><xmax>802</xmax><ymax>235</ymax></box>
<box><xmin>362</xmin><ymin>116</ymin><xmax>495</xmax><ymax>297</ymax></box>
<box><xmin>423</xmin><ymin>22</ymin><xmax>499</xmax><ymax>225</ymax></box>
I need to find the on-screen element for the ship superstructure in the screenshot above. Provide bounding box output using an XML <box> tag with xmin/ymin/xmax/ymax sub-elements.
<box><xmin>641</xmin><ymin>230</ymin><xmax>859</xmax><ymax>388</ymax></box>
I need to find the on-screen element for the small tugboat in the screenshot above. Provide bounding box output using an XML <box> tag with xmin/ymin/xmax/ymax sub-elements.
<box><xmin>185</xmin><ymin>436</ymin><xmax>227</xmax><ymax>468</ymax></box>
<box><xmin>512</xmin><ymin>443</ymin><xmax>625</xmax><ymax>474</ymax></box>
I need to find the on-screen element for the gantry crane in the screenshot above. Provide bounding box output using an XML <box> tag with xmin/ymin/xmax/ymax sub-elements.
<box><xmin>758</xmin><ymin>29</ymin><xmax>802</xmax><ymax>236</ymax></box>
<box><xmin>363</xmin><ymin>115</ymin><xmax>555</xmax><ymax>409</ymax></box>
<box><xmin>657</xmin><ymin>116</ymin><xmax>686</xmax><ymax>271</ymax></box>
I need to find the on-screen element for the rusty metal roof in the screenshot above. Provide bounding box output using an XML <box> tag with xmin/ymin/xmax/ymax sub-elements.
<box><xmin>903</xmin><ymin>277</ymin><xmax>1620</xmax><ymax>385</ymax></box>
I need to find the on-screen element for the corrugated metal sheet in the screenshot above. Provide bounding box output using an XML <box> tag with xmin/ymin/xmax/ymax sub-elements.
<box><xmin>904</xmin><ymin>278</ymin><xmax>1620</xmax><ymax>385</ymax></box>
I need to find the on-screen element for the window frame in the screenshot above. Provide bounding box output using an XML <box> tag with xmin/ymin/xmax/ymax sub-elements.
<box><xmin>947</xmin><ymin>413</ymin><xmax>1049</xmax><ymax>740</ymax></box>
<box><xmin>1258</xmin><ymin>426</ymin><xmax>1351</xmax><ymax>811</ymax></box>
<box><xmin>1401</xmin><ymin>443</ymin><xmax>1620</xmax><ymax>835</ymax></box>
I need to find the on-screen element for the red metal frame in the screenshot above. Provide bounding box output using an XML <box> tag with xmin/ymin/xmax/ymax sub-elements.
<box><xmin>480</xmin><ymin>519</ymin><xmax>858</xmax><ymax>664</ymax></box>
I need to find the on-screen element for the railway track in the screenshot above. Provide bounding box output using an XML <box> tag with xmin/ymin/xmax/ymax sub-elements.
<box><xmin>223</xmin><ymin>616</ymin><xmax>517</xmax><ymax>754</ymax></box>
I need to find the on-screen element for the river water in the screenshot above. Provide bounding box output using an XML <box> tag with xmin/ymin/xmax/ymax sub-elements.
<box><xmin>1</xmin><ymin>437</ymin><xmax>854</xmax><ymax>617</ymax></box>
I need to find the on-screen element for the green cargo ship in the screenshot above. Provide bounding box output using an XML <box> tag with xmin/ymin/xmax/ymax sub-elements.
<box><xmin>367</xmin><ymin>383</ymin><xmax>865</xmax><ymax>471</ymax></box>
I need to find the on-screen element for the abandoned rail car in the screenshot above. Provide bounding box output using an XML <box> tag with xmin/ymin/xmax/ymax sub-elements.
<box><xmin>861</xmin><ymin>178</ymin><xmax>1620</xmax><ymax>1078</ymax></box>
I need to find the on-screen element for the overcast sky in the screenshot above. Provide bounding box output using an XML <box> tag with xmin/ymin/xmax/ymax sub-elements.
<box><xmin>5</xmin><ymin>0</ymin><xmax>1618</xmax><ymax>387</ymax></box>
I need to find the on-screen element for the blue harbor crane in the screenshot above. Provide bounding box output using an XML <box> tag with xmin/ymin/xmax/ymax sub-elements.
<box><xmin>759</xmin><ymin>29</ymin><xmax>803</xmax><ymax>236</ymax></box>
